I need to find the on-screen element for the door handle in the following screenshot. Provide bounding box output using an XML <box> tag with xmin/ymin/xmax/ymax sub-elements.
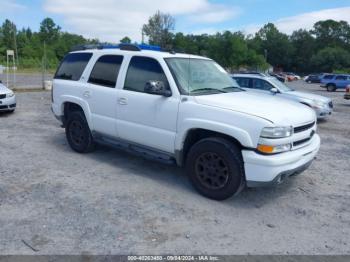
<box><xmin>118</xmin><ymin>97</ymin><xmax>128</xmax><ymax>105</ymax></box>
<box><xmin>83</xmin><ymin>91</ymin><xmax>91</xmax><ymax>98</ymax></box>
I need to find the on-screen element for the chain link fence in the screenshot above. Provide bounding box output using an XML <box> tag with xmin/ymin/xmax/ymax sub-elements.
<box><xmin>0</xmin><ymin>67</ymin><xmax>53</xmax><ymax>90</ymax></box>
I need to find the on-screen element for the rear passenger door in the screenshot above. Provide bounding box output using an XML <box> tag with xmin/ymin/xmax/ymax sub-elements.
<box><xmin>86</xmin><ymin>55</ymin><xmax>124</xmax><ymax>137</ymax></box>
<box><xmin>116</xmin><ymin>56</ymin><xmax>179</xmax><ymax>153</ymax></box>
<box><xmin>334</xmin><ymin>75</ymin><xmax>348</xmax><ymax>88</ymax></box>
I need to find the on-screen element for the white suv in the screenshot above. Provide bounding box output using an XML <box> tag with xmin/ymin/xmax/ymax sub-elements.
<box><xmin>51</xmin><ymin>44</ymin><xmax>320</xmax><ymax>200</ymax></box>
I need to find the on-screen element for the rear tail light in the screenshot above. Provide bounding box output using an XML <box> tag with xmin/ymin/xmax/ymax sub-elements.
<box><xmin>346</xmin><ymin>85</ymin><xmax>350</xmax><ymax>93</ymax></box>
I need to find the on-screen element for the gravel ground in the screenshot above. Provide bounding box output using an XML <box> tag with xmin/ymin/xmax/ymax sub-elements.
<box><xmin>0</xmin><ymin>81</ymin><xmax>349</xmax><ymax>255</ymax></box>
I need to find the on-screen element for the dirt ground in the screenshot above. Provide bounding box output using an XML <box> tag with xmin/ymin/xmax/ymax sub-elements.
<box><xmin>0</xmin><ymin>81</ymin><xmax>349</xmax><ymax>255</ymax></box>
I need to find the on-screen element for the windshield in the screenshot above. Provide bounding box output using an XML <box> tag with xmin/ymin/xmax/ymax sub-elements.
<box><xmin>269</xmin><ymin>77</ymin><xmax>294</xmax><ymax>92</ymax></box>
<box><xmin>165</xmin><ymin>57</ymin><xmax>241</xmax><ymax>95</ymax></box>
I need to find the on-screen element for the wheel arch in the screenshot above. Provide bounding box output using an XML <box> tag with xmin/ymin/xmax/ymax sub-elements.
<box><xmin>175</xmin><ymin>126</ymin><xmax>252</xmax><ymax>167</ymax></box>
<box><xmin>60</xmin><ymin>97</ymin><xmax>92</xmax><ymax>129</ymax></box>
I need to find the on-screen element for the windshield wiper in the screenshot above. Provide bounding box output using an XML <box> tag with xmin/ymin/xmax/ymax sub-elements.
<box><xmin>223</xmin><ymin>86</ymin><xmax>244</xmax><ymax>92</ymax></box>
<box><xmin>191</xmin><ymin>88</ymin><xmax>227</xmax><ymax>94</ymax></box>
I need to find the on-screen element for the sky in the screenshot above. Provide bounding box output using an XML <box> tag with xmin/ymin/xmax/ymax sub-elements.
<box><xmin>1</xmin><ymin>0</ymin><xmax>350</xmax><ymax>42</ymax></box>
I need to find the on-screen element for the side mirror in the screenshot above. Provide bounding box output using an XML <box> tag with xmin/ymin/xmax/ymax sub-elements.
<box><xmin>144</xmin><ymin>81</ymin><xmax>171</xmax><ymax>97</ymax></box>
<box><xmin>270</xmin><ymin>87</ymin><xmax>278</xmax><ymax>94</ymax></box>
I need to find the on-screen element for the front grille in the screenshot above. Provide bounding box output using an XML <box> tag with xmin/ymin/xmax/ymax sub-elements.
<box><xmin>294</xmin><ymin>121</ymin><xmax>315</xmax><ymax>133</ymax></box>
<box><xmin>0</xmin><ymin>94</ymin><xmax>6</xmax><ymax>99</ymax></box>
<box><xmin>0</xmin><ymin>105</ymin><xmax>8</xmax><ymax>109</ymax></box>
<box><xmin>329</xmin><ymin>101</ymin><xmax>333</xmax><ymax>108</ymax></box>
<box><xmin>293</xmin><ymin>137</ymin><xmax>312</xmax><ymax>147</ymax></box>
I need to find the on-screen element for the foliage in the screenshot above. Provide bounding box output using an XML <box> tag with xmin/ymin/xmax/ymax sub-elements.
<box><xmin>120</xmin><ymin>36</ymin><xmax>131</xmax><ymax>44</ymax></box>
<box><xmin>310</xmin><ymin>47</ymin><xmax>350</xmax><ymax>72</ymax></box>
<box><xmin>142</xmin><ymin>10</ymin><xmax>175</xmax><ymax>48</ymax></box>
<box><xmin>0</xmin><ymin>18</ymin><xmax>95</xmax><ymax>69</ymax></box>
<box><xmin>1</xmin><ymin>15</ymin><xmax>350</xmax><ymax>73</ymax></box>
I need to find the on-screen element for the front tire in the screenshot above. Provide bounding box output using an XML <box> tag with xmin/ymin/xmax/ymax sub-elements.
<box><xmin>186</xmin><ymin>137</ymin><xmax>245</xmax><ymax>200</ymax></box>
<box><xmin>65</xmin><ymin>111</ymin><xmax>96</xmax><ymax>153</ymax></box>
<box><xmin>326</xmin><ymin>84</ymin><xmax>336</xmax><ymax>92</ymax></box>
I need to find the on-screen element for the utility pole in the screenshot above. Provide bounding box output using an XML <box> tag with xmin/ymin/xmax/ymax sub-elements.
<box><xmin>141</xmin><ymin>29</ymin><xmax>145</xmax><ymax>44</ymax></box>
<box><xmin>13</xmin><ymin>22</ymin><xmax>19</xmax><ymax>67</ymax></box>
<box><xmin>42</xmin><ymin>41</ymin><xmax>47</xmax><ymax>89</ymax></box>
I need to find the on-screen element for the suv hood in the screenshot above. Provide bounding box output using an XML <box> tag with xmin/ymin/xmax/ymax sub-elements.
<box><xmin>0</xmin><ymin>83</ymin><xmax>10</xmax><ymax>93</ymax></box>
<box><xmin>194</xmin><ymin>91</ymin><xmax>316</xmax><ymax>126</ymax></box>
<box><xmin>284</xmin><ymin>90</ymin><xmax>331</xmax><ymax>103</ymax></box>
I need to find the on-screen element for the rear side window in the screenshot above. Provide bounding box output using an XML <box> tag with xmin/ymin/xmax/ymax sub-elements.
<box><xmin>335</xmin><ymin>75</ymin><xmax>347</xmax><ymax>81</ymax></box>
<box><xmin>88</xmin><ymin>55</ymin><xmax>124</xmax><ymax>88</ymax></box>
<box><xmin>55</xmin><ymin>53</ymin><xmax>92</xmax><ymax>81</ymax></box>
<box><xmin>235</xmin><ymin>77</ymin><xmax>250</xmax><ymax>88</ymax></box>
<box><xmin>124</xmin><ymin>56</ymin><xmax>169</xmax><ymax>93</ymax></box>
<box><xmin>323</xmin><ymin>74</ymin><xmax>335</xmax><ymax>80</ymax></box>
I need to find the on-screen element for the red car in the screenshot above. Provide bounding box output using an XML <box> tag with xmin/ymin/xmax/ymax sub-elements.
<box><xmin>344</xmin><ymin>85</ymin><xmax>350</xmax><ymax>100</ymax></box>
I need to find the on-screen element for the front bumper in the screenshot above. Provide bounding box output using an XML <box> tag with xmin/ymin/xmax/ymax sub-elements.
<box><xmin>315</xmin><ymin>106</ymin><xmax>332</xmax><ymax>119</ymax></box>
<box><xmin>243</xmin><ymin>134</ymin><xmax>320</xmax><ymax>187</ymax></box>
<box><xmin>0</xmin><ymin>95</ymin><xmax>16</xmax><ymax>111</ymax></box>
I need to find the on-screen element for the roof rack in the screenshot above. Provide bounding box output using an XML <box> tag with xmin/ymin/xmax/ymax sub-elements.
<box><xmin>71</xmin><ymin>43</ymin><xmax>162</xmax><ymax>52</ymax></box>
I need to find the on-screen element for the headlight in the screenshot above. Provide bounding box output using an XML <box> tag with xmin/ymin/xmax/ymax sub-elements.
<box><xmin>6</xmin><ymin>92</ymin><xmax>14</xmax><ymax>98</ymax></box>
<box><xmin>260</xmin><ymin>126</ymin><xmax>293</xmax><ymax>138</ymax></box>
<box><xmin>257</xmin><ymin>143</ymin><xmax>292</xmax><ymax>154</ymax></box>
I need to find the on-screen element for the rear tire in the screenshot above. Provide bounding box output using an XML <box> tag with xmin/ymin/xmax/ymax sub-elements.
<box><xmin>326</xmin><ymin>84</ymin><xmax>336</xmax><ymax>92</ymax></box>
<box><xmin>65</xmin><ymin>111</ymin><xmax>96</xmax><ymax>153</ymax></box>
<box><xmin>186</xmin><ymin>137</ymin><xmax>245</xmax><ymax>200</ymax></box>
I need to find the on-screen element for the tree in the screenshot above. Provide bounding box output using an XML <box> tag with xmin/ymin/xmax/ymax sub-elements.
<box><xmin>142</xmin><ymin>11</ymin><xmax>175</xmax><ymax>48</ymax></box>
<box><xmin>251</xmin><ymin>23</ymin><xmax>294</xmax><ymax>70</ymax></box>
<box><xmin>39</xmin><ymin>17</ymin><xmax>61</xmax><ymax>44</ymax></box>
<box><xmin>120</xmin><ymin>36</ymin><xmax>131</xmax><ymax>43</ymax></box>
<box><xmin>310</xmin><ymin>47</ymin><xmax>350</xmax><ymax>72</ymax></box>
<box><xmin>311</xmin><ymin>20</ymin><xmax>350</xmax><ymax>48</ymax></box>
<box><xmin>0</xmin><ymin>19</ymin><xmax>16</xmax><ymax>50</ymax></box>
<box><xmin>290</xmin><ymin>29</ymin><xmax>316</xmax><ymax>73</ymax></box>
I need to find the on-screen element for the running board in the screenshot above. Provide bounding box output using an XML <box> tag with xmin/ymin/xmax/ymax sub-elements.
<box><xmin>93</xmin><ymin>133</ymin><xmax>176</xmax><ymax>165</ymax></box>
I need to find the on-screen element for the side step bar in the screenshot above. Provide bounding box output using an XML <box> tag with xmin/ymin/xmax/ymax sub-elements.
<box><xmin>93</xmin><ymin>133</ymin><xmax>176</xmax><ymax>165</ymax></box>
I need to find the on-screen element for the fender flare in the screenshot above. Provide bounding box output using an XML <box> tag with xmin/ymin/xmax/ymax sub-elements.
<box><xmin>59</xmin><ymin>95</ymin><xmax>93</xmax><ymax>130</ymax></box>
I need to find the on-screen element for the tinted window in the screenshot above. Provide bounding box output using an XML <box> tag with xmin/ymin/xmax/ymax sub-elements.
<box><xmin>335</xmin><ymin>75</ymin><xmax>347</xmax><ymax>81</ymax></box>
<box><xmin>88</xmin><ymin>55</ymin><xmax>123</xmax><ymax>88</ymax></box>
<box><xmin>55</xmin><ymin>53</ymin><xmax>92</xmax><ymax>81</ymax></box>
<box><xmin>234</xmin><ymin>77</ymin><xmax>250</xmax><ymax>88</ymax></box>
<box><xmin>323</xmin><ymin>74</ymin><xmax>335</xmax><ymax>80</ymax></box>
<box><xmin>124</xmin><ymin>56</ymin><xmax>169</xmax><ymax>93</ymax></box>
<box><xmin>252</xmin><ymin>79</ymin><xmax>274</xmax><ymax>91</ymax></box>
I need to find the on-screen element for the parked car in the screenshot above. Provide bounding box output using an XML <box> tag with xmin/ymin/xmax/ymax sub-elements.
<box><xmin>344</xmin><ymin>85</ymin><xmax>350</xmax><ymax>100</ymax></box>
<box><xmin>269</xmin><ymin>73</ymin><xmax>286</xmax><ymax>83</ymax></box>
<box><xmin>52</xmin><ymin>44</ymin><xmax>320</xmax><ymax>200</ymax></box>
<box><xmin>286</xmin><ymin>72</ymin><xmax>301</xmax><ymax>80</ymax></box>
<box><xmin>304</xmin><ymin>74</ymin><xmax>322</xmax><ymax>84</ymax></box>
<box><xmin>232</xmin><ymin>74</ymin><xmax>333</xmax><ymax>119</ymax></box>
<box><xmin>320</xmin><ymin>74</ymin><xmax>350</xmax><ymax>92</ymax></box>
<box><xmin>0</xmin><ymin>80</ymin><xmax>16</xmax><ymax>113</ymax></box>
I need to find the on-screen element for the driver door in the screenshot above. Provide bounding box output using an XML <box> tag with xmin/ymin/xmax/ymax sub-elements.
<box><xmin>116</xmin><ymin>56</ymin><xmax>179</xmax><ymax>153</ymax></box>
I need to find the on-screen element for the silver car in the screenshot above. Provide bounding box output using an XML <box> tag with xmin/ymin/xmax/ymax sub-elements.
<box><xmin>0</xmin><ymin>81</ymin><xmax>16</xmax><ymax>113</ymax></box>
<box><xmin>232</xmin><ymin>74</ymin><xmax>333</xmax><ymax>119</ymax></box>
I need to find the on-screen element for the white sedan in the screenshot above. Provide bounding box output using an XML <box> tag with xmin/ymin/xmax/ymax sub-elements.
<box><xmin>0</xmin><ymin>81</ymin><xmax>16</xmax><ymax>112</ymax></box>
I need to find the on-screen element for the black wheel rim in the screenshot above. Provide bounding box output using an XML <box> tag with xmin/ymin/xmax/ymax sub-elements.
<box><xmin>69</xmin><ymin>120</ymin><xmax>85</xmax><ymax>146</ymax></box>
<box><xmin>194</xmin><ymin>152</ymin><xmax>229</xmax><ymax>190</ymax></box>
